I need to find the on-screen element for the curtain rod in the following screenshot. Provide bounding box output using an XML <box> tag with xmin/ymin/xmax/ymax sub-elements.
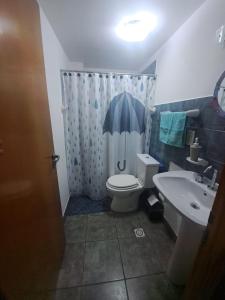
<box><xmin>60</xmin><ymin>69</ymin><xmax>156</xmax><ymax>79</ymax></box>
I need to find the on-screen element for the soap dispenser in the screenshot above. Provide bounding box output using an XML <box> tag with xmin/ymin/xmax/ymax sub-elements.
<box><xmin>190</xmin><ymin>137</ymin><xmax>201</xmax><ymax>162</ymax></box>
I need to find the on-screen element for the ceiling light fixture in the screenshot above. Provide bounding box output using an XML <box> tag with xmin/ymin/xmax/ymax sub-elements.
<box><xmin>116</xmin><ymin>12</ymin><xmax>157</xmax><ymax>42</ymax></box>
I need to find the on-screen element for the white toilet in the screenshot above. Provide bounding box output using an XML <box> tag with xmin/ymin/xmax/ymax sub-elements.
<box><xmin>106</xmin><ymin>154</ymin><xmax>160</xmax><ymax>212</ymax></box>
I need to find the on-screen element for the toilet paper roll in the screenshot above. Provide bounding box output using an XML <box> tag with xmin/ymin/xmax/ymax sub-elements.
<box><xmin>147</xmin><ymin>194</ymin><xmax>159</xmax><ymax>206</ymax></box>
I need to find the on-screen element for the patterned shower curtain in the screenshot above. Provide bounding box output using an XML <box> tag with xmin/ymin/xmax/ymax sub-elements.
<box><xmin>62</xmin><ymin>72</ymin><xmax>156</xmax><ymax>200</ymax></box>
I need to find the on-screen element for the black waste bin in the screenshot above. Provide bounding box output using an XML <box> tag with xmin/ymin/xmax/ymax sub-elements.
<box><xmin>144</xmin><ymin>194</ymin><xmax>164</xmax><ymax>221</ymax></box>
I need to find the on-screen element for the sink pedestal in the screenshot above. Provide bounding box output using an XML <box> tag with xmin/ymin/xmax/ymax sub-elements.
<box><xmin>167</xmin><ymin>216</ymin><xmax>205</xmax><ymax>286</ymax></box>
<box><xmin>153</xmin><ymin>170</ymin><xmax>216</xmax><ymax>285</ymax></box>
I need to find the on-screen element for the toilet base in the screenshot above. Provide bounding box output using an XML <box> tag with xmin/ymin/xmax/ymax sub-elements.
<box><xmin>110</xmin><ymin>192</ymin><xmax>142</xmax><ymax>213</ymax></box>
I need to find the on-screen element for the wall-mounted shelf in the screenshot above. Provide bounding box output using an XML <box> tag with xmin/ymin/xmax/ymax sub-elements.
<box><xmin>186</xmin><ymin>157</ymin><xmax>208</xmax><ymax>167</ymax></box>
<box><xmin>185</xmin><ymin>109</ymin><xmax>200</xmax><ymax>117</ymax></box>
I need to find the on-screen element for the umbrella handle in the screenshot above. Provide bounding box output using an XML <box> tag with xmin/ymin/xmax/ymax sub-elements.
<box><xmin>117</xmin><ymin>160</ymin><xmax>126</xmax><ymax>172</ymax></box>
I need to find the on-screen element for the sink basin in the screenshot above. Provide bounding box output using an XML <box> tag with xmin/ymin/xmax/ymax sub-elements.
<box><xmin>153</xmin><ymin>170</ymin><xmax>216</xmax><ymax>227</ymax></box>
<box><xmin>153</xmin><ymin>170</ymin><xmax>216</xmax><ymax>285</ymax></box>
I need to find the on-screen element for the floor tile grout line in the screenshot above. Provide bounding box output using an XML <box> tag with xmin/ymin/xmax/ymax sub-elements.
<box><xmin>115</xmin><ymin>224</ymin><xmax>130</xmax><ymax>300</ymax></box>
<box><xmin>62</xmin><ymin>212</ymin><xmax>171</xmax><ymax>297</ymax></box>
<box><xmin>27</xmin><ymin>272</ymin><xmax>168</xmax><ymax>295</ymax></box>
<box><xmin>60</xmin><ymin>270</ymin><xmax>166</xmax><ymax>290</ymax></box>
<box><xmin>82</xmin><ymin>215</ymin><xmax>88</xmax><ymax>285</ymax></box>
<box><xmin>34</xmin><ymin>278</ymin><xmax>131</xmax><ymax>295</ymax></box>
<box><xmin>125</xmin><ymin>271</ymin><xmax>166</xmax><ymax>281</ymax></box>
<box><xmin>83</xmin><ymin>215</ymin><xmax>122</xmax><ymax>287</ymax></box>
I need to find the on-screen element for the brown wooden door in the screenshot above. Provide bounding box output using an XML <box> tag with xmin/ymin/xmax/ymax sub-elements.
<box><xmin>184</xmin><ymin>165</ymin><xmax>225</xmax><ymax>299</ymax></box>
<box><xmin>0</xmin><ymin>0</ymin><xmax>64</xmax><ymax>298</ymax></box>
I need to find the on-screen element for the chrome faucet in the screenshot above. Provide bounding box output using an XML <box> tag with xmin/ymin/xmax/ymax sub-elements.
<box><xmin>195</xmin><ymin>165</ymin><xmax>218</xmax><ymax>190</ymax></box>
<box><xmin>208</xmin><ymin>168</ymin><xmax>218</xmax><ymax>190</ymax></box>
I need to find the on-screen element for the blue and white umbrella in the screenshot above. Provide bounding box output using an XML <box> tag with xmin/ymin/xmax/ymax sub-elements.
<box><xmin>103</xmin><ymin>91</ymin><xmax>145</xmax><ymax>134</ymax></box>
<box><xmin>103</xmin><ymin>91</ymin><xmax>146</xmax><ymax>170</ymax></box>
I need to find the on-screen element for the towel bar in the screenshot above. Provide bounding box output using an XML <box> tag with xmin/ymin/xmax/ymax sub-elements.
<box><xmin>151</xmin><ymin>107</ymin><xmax>200</xmax><ymax>118</ymax></box>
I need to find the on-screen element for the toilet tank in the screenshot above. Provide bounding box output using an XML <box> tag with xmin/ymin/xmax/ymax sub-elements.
<box><xmin>137</xmin><ymin>154</ymin><xmax>160</xmax><ymax>188</ymax></box>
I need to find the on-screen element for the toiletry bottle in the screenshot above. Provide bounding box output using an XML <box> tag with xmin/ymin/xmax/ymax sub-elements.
<box><xmin>190</xmin><ymin>137</ymin><xmax>201</xmax><ymax>162</ymax></box>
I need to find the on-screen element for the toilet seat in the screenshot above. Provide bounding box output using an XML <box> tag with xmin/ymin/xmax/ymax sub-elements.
<box><xmin>107</xmin><ymin>174</ymin><xmax>139</xmax><ymax>190</ymax></box>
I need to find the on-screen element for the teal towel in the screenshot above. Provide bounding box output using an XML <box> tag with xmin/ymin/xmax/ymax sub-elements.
<box><xmin>159</xmin><ymin>111</ymin><xmax>186</xmax><ymax>148</ymax></box>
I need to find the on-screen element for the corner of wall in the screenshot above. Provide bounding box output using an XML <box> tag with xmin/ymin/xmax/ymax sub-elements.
<box><xmin>39</xmin><ymin>4</ymin><xmax>70</xmax><ymax>214</ymax></box>
<box><xmin>141</xmin><ymin>0</ymin><xmax>225</xmax><ymax>105</ymax></box>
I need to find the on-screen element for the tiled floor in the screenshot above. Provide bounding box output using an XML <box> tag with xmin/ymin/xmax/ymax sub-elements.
<box><xmin>30</xmin><ymin>211</ymin><xmax>184</xmax><ymax>300</ymax></box>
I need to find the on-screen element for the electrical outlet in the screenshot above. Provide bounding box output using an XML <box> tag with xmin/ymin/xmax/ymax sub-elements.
<box><xmin>216</xmin><ymin>25</ymin><xmax>225</xmax><ymax>48</ymax></box>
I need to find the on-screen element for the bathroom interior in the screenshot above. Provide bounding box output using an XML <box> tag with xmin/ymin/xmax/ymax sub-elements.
<box><xmin>1</xmin><ymin>0</ymin><xmax>225</xmax><ymax>299</ymax></box>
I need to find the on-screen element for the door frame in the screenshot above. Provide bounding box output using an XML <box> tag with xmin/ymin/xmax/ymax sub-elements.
<box><xmin>184</xmin><ymin>165</ymin><xmax>225</xmax><ymax>299</ymax></box>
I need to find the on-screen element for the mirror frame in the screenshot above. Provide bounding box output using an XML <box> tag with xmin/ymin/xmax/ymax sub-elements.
<box><xmin>213</xmin><ymin>70</ymin><xmax>225</xmax><ymax>117</ymax></box>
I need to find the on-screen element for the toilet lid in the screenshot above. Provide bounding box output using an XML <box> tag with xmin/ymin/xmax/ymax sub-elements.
<box><xmin>108</xmin><ymin>174</ymin><xmax>138</xmax><ymax>189</ymax></box>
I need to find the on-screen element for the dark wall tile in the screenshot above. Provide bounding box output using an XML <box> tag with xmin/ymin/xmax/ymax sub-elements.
<box><xmin>200</xmin><ymin>100</ymin><xmax>225</xmax><ymax>131</ymax></box>
<box><xmin>205</xmin><ymin>129</ymin><xmax>225</xmax><ymax>164</ymax></box>
<box><xmin>149</xmin><ymin>97</ymin><xmax>225</xmax><ymax>178</ymax></box>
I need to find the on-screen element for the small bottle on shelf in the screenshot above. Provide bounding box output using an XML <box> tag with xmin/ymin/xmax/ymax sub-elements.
<box><xmin>190</xmin><ymin>137</ymin><xmax>201</xmax><ymax>162</ymax></box>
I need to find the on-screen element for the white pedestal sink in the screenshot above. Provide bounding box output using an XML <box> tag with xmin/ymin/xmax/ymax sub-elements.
<box><xmin>153</xmin><ymin>170</ymin><xmax>216</xmax><ymax>286</ymax></box>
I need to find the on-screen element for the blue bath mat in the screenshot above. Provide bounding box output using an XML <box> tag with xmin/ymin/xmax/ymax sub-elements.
<box><xmin>65</xmin><ymin>195</ymin><xmax>111</xmax><ymax>216</ymax></box>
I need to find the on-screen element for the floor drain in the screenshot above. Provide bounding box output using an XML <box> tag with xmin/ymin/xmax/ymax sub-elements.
<box><xmin>134</xmin><ymin>228</ymin><xmax>145</xmax><ymax>238</ymax></box>
<box><xmin>190</xmin><ymin>202</ymin><xmax>200</xmax><ymax>210</ymax></box>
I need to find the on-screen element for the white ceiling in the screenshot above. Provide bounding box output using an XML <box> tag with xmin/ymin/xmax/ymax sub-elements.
<box><xmin>39</xmin><ymin>0</ymin><xmax>206</xmax><ymax>71</ymax></box>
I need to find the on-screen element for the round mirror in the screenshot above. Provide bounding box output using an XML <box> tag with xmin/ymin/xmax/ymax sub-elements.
<box><xmin>214</xmin><ymin>70</ymin><xmax>225</xmax><ymax>112</ymax></box>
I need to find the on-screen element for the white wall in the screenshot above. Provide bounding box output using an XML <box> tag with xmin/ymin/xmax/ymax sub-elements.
<box><xmin>64</xmin><ymin>61</ymin><xmax>84</xmax><ymax>71</ymax></box>
<box><xmin>141</xmin><ymin>0</ymin><xmax>225</xmax><ymax>105</ymax></box>
<box><xmin>38</xmin><ymin>6</ymin><xmax>123</xmax><ymax>215</ymax></box>
<box><xmin>39</xmin><ymin>6</ymin><xmax>70</xmax><ymax>214</ymax></box>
